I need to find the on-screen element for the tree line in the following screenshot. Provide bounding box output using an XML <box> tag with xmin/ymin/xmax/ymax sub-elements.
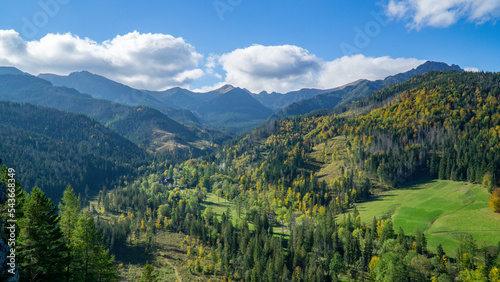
<box><xmin>0</xmin><ymin>165</ymin><xmax>118</xmax><ymax>281</ymax></box>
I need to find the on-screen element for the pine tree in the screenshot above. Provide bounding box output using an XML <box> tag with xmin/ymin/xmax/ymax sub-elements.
<box><xmin>18</xmin><ymin>186</ymin><xmax>67</xmax><ymax>281</ymax></box>
<box><xmin>58</xmin><ymin>185</ymin><xmax>80</xmax><ymax>282</ymax></box>
<box><xmin>72</xmin><ymin>211</ymin><xmax>118</xmax><ymax>281</ymax></box>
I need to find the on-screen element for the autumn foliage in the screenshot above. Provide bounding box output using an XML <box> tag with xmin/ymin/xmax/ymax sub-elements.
<box><xmin>490</xmin><ymin>188</ymin><xmax>500</xmax><ymax>213</ymax></box>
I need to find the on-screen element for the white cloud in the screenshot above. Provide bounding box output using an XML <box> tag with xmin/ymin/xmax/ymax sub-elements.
<box><xmin>0</xmin><ymin>30</ymin><xmax>427</xmax><ymax>93</ymax></box>
<box><xmin>316</xmin><ymin>55</ymin><xmax>425</xmax><ymax>89</ymax></box>
<box><xmin>387</xmin><ymin>1</ymin><xmax>409</xmax><ymax>19</ymax></box>
<box><xmin>385</xmin><ymin>0</ymin><xmax>500</xmax><ymax>29</ymax></box>
<box><xmin>212</xmin><ymin>44</ymin><xmax>424</xmax><ymax>93</ymax></box>
<box><xmin>0</xmin><ymin>30</ymin><xmax>204</xmax><ymax>90</ymax></box>
<box><xmin>464</xmin><ymin>66</ymin><xmax>480</xmax><ymax>72</ymax></box>
<box><xmin>218</xmin><ymin>44</ymin><xmax>322</xmax><ymax>93</ymax></box>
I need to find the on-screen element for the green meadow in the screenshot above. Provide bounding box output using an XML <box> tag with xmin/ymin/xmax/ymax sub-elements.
<box><xmin>355</xmin><ymin>180</ymin><xmax>500</xmax><ymax>255</ymax></box>
<box><xmin>201</xmin><ymin>192</ymin><xmax>290</xmax><ymax>237</ymax></box>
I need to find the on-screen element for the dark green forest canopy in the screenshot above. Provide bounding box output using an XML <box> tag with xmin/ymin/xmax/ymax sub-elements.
<box><xmin>0</xmin><ymin>101</ymin><xmax>148</xmax><ymax>202</ymax></box>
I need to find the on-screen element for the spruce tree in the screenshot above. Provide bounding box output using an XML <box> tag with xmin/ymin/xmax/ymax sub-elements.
<box><xmin>72</xmin><ymin>211</ymin><xmax>118</xmax><ymax>282</ymax></box>
<box><xmin>18</xmin><ymin>186</ymin><xmax>67</xmax><ymax>281</ymax></box>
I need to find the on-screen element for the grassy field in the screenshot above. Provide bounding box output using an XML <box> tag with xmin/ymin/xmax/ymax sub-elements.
<box><xmin>117</xmin><ymin>230</ymin><xmax>212</xmax><ymax>282</ymax></box>
<box><xmin>354</xmin><ymin>179</ymin><xmax>500</xmax><ymax>256</ymax></box>
<box><xmin>201</xmin><ymin>192</ymin><xmax>290</xmax><ymax>237</ymax></box>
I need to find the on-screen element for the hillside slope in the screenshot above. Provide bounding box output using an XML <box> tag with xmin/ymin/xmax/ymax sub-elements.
<box><xmin>39</xmin><ymin>71</ymin><xmax>165</xmax><ymax>109</ymax></box>
<box><xmin>0</xmin><ymin>101</ymin><xmax>147</xmax><ymax>201</ymax></box>
<box><xmin>92</xmin><ymin>70</ymin><xmax>500</xmax><ymax>281</ymax></box>
<box><xmin>272</xmin><ymin>61</ymin><xmax>463</xmax><ymax>119</ymax></box>
<box><xmin>38</xmin><ymin>70</ymin><xmax>275</xmax><ymax>133</ymax></box>
<box><xmin>0</xmin><ymin>72</ymin><xmax>218</xmax><ymax>151</ymax></box>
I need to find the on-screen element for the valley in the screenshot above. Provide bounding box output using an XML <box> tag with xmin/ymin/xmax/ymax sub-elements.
<box><xmin>1</xmin><ymin>66</ymin><xmax>500</xmax><ymax>281</ymax></box>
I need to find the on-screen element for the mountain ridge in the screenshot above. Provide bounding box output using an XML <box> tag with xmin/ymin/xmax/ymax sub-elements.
<box><xmin>270</xmin><ymin>61</ymin><xmax>464</xmax><ymax>119</ymax></box>
<box><xmin>0</xmin><ymin>72</ymin><xmax>219</xmax><ymax>151</ymax></box>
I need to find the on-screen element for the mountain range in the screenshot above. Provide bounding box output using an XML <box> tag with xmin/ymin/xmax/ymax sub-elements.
<box><xmin>270</xmin><ymin>61</ymin><xmax>464</xmax><ymax>119</ymax></box>
<box><xmin>0</xmin><ymin>72</ymin><xmax>223</xmax><ymax>151</ymax></box>
<box><xmin>34</xmin><ymin>61</ymin><xmax>463</xmax><ymax>133</ymax></box>
<box><xmin>0</xmin><ymin>61</ymin><xmax>464</xmax><ymax>150</ymax></box>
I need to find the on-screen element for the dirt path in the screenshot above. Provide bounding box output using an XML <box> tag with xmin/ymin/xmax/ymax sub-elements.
<box><xmin>165</xmin><ymin>259</ymin><xmax>181</xmax><ymax>282</ymax></box>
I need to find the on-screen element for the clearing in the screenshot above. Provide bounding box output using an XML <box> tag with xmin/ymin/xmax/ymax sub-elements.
<box><xmin>354</xmin><ymin>179</ymin><xmax>500</xmax><ymax>255</ymax></box>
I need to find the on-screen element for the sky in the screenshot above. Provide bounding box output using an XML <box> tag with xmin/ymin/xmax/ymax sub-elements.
<box><xmin>0</xmin><ymin>0</ymin><xmax>499</xmax><ymax>93</ymax></box>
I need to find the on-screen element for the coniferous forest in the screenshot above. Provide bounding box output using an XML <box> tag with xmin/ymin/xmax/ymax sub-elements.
<box><xmin>1</xmin><ymin>70</ymin><xmax>500</xmax><ymax>281</ymax></box>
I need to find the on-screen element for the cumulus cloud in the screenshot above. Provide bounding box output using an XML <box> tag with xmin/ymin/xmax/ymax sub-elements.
<box><xmin>465</xmin><ymin>66</ymin><xmax>480</xmax><ymax>72</ymax></box>
<box><xmin>0</xmin><ymin>30</ymin><xmax>426</xmax><ymax>93</ymax></box>
<box><xmin>218</xmin><ymin>44</ymin><xmax>322</xmax><ymax>93</ymax></box>
<box><xmin>316</xmin><ymin>55</ymin><xmax>424</xmax><ymax>89</ymax></box>
<box><xmin>0</xmin><ymin>30</ymin><xmax>204</xmax><ymax>90</ymax></box>
<box><xmin>211</xmin><ymin>44</ymin><xmax>423</xmax><ymax>93</ymax></box>
<box><xmin>385</xmin><ymin>0</ymin><xmax>500</xmax><ymax>29</ymax></box>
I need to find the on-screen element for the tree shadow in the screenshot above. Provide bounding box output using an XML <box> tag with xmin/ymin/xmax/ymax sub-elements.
<box><xmin>399</xmin><ymin>177</ymin><xmax>437</xmax><ymax>191</ymax></box>
<box><xmin>114</xmin><ymin>241</ymin><xmax>155</xmax><ymax>265</ymax></box>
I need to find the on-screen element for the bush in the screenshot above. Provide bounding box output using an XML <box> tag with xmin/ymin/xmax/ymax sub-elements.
<box><xmin>482</xmin><ymin>172</ymin><xmax>495</xmax><ymax>193</ymax></box>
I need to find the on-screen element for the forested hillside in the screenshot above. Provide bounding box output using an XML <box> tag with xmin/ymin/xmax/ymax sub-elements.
<box><xmin>0</xmin><ymin>101</ymin><xmax>147</xmax><ymax>202</ymax></box>
<box><xmin>272</xmin><ymin>61</ymin><xmax>463</xmax><ymax>119</ymax></box>
<box><xmin>0</xmin><ymin>166</ymin><xmax>118</xmax><ymax>281</ymax></box>
<box><xmin>346</xmin><ymin>71</ymin><xmax>500</xmax><ymax>187</ymax></box>
<box><xmin>2</xmin><ymin>70</ymin><xmax>499</xmax><ymax>281</ymax></box>
<box><xmin>90</xmin><ymin>70</ymin><xmax>500</xmax><ymax>281</ymax></box>
<box><xmin>0</xmin><ymin>73</ymin><xmax>223</xmax><ymax>152</ymax></box>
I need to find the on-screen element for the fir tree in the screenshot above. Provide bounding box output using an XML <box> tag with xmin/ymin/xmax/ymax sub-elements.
<box><xmin>72</xmin><ymin>211</ymin><xmax>118</xmax><ymax>281</ymax></box>
<box><xmin>18</xmin><ymin>186</ymin><xmax>67</xmax><ymax>281</ymax></box>
<box><xmin>58</xmin><ymin>185</ymin><xmax>80</xmax><ymax>282</ymax></box>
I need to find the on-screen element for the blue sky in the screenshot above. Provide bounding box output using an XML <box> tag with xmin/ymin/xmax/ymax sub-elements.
<box><xmin>0</xmin><ymin>0</ymin><xmax>499</xmax><ymax>92</ymax></box>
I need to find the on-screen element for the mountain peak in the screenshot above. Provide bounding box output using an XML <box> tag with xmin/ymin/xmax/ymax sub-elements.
<box><xmin>0</xmin><ymin>66</ymin><xmax>29</xmax><ymax>76</ymax></box>
<box><xmin>216</xmin><ymin>84</ymin><xmax>237</xmax><ymax>94</ymax></box>
<box><xmin>417</xmin><ymin>61</ymin><xmax>464</xmax><ymax>72</ymax></box>
<box><xmin>72</xmin><ymin>70</ymin><xmax>94</xmax><ymax>75</ymax></box>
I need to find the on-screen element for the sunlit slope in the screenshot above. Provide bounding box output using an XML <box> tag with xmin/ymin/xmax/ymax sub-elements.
<box><xmin>355</xmin><ymin>179</ymin><xmax>500</xmax><ymax>254</ymax></box>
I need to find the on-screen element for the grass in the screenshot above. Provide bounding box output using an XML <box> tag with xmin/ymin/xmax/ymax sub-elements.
<box><xmin>201</xmin><ymin>192</ymin><xmax>290</xmax><ymax>238</ymax></box>
<box><xmin>201</xmin><ymin>192</ymin><xmax>246</xmax><ymax>226</ymax></box>
<box><xmin>353</xmin><ymin>179</ymin><xmax>500</xmax><ymax>256</ymax></box>
<box><xmin>309</xmin><ymin>135</ymin><xmax>349</xmax><ymax>181</ymax></box>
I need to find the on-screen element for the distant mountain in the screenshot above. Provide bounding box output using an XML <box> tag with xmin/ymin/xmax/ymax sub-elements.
<box><xmin>9</xmin><ymin>61</ymin><xmax>464</xmax><ymax>134</ymax></box>
<box><xmin>0</xmin><ymin>66</ymin><xmax>30</xmax><ymax>76</ymax></box>
<box><xmin>38</xmin><ymin>71</ymin><xmax>273</xmax><ymax>133</ymax></box>
<box><xmin>39</xmin><ymin>71</ymin><xmax>165</xmax><ymax>109</ymax></box>
<box><xmin>193</xmin><ymin>87</ymin><xmax>274</xmax><ymax>132</ymax></box>
<box><xmin>271</xmin><ymin>61</ymin><xmax>464</xmax><ymax>119</ymax></box>
<box><xmin>0</xmin><ymin>70</ymin><xmax>219</xmax><ymax>151</ymax></box>
<box><xmin>147</xmin><ymin>84</ymin><xmax>274</xmax><ymax>133</ymax></box>
<box><xmin>0</xmin><ymin>101</ymin><xmax>147</xmax><ymax>202</ymax></box>
<box><xmin>146</xmin><ymin>87</ymin><xmax>211</xmax><ymax>109</ymax></box>
<box><xmin>38</xmin><ymin>71</ymin><xmax>205</xmax><ymax>127</ymax></box>
<box><xmin>252</xmin><ymin>86</ymin><xmax>351</xmax><ymax>110</ymax></box>
<box><xmin>198</xmin><ymin>86</ymin><xmax>272</xmax><ymax>118</ymax></box>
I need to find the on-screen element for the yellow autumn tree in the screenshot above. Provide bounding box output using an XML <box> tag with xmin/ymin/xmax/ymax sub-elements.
<box><xmin>489</xmin><ymin>188</ymin><xmax>500</xmax><ymax>213</ymax></box>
